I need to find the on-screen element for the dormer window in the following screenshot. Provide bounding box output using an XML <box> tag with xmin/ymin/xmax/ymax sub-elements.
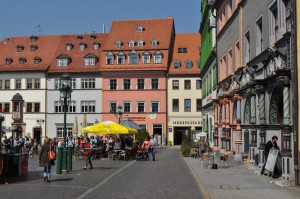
<box><xmin>137</xmin><ymin>40</ymin><xmax>144</xmax><ymax>47</ymax></box>
<box><xmin>93</xmin><ymin>42</ymin><xmax>100</xmax><ymax>50</ymax></box>
<box><xmin>136</xmin><ymin>26</ymin><xmax>144</xmax><ymax>33</ymax></box>
<box><xmin>115</xmin><ymin>40</ymin><xmax>122</xmax><ymax>48</ymax></box>
<box><xmin>117</xmin><ymin>52</ymin><xmax>126</xmax><ymax>64</ymax></box>
<box><xmin>77</xmin><ymin>35</ymin><xmax>83</xmax><ymax>41</ymax></box>
<box><xmin>128</xmin><ymin>40</ymin><xmax>135</xmax><ymax>48</ymax></box>
<box><xmin>66</xmin><ymin>43</ymin><xmax>73</xmax><ymax>51</ymax></box>
<box><xmin>17</xmin><ymin>45</ymin><xmax>24</xmax><ymax>52</ymax></box>
<box><xmin>196</xmin><ymin>59</ymin><xmax>200</xmax><ymax>69</ymax></box>
<box><xmin>84</xmin><ymin>53</ymin><xmax>98</xmax><ymax>66</ymax></box>
<box><xmin>151</xmin><ymin>40</ymin><xmax>158</xmax><ymax>47</ymax></box>
<box><xmin>30</xmin><ymin>35</ymin><xmax>38</xmax><ymax>43</ymax></box>
<box><xmin>142</xmin><ymin>51</ymin><xmax>151</xmax><ymax>64</ymax></box>
<box><xmin>56</xmin><ymin>54</ymin><xmax>71</xmax><ymax>66</ymax></box>
<box><xmin>34</xmin><ymin>56</ymin><xmax>42</xmax><ymax>64</ymax></box>
<box><xmin>173</xmin><ymin>60</ymin><xmax>181</xmax><ymax>69</ymax></box>
<box><xmin>30</xmin><ymin>45</ymin><xmax>37</xmax><ymax>52</ymax></box>
<box><xmin>19</xmin><ymin>57</ymin><xmax>26</xmax><ymax>64</ymax></box>
<box><xmin>106</xmin><ymin>52</ymin><xmax>114</xmax><ymax>65</ymax></box>
<box><xmin>154</xmin><ymin>51</ymin><xmax>163</xmax><ymax>64</ymax></box>
<box><xmin>5</xmin><ymin>57</ymin><xmax>13</xmax><ymax>65</ymax></box>
<box><xmin>185</xmin><ymin>59</ymin><xmax>192</xmax><ymax>69</ymax></box>
<box><xmin>128</xmin><ymin>50</ymin><xmax>139</xmax><ymax>64</ymax></box>
<box><xmin>80</xmin><ymin>42</ymin><xmax>87</xmax><ymax>51</ymax></box>
<box><xmin>90</xmin><ymin>35</ymin><xmax>96</xmax><ymax>40</ymax></box>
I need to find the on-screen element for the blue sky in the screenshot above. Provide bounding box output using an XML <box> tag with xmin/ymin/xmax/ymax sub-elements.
<box><xmin>0</xmin><ymin>0</ymin><xmax>201</xmax><ymax>40</ymax></box>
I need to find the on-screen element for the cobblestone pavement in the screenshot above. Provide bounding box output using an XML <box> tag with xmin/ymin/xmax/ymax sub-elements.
<box><xmin>0</xmin><ymin>149</ymin><xmax>204</xmax><ymax>199</ymax></box>
<box><xmin>184</xmin><ymin>155</ymin><xmax>300</xmax><ymax>199</ymax></box>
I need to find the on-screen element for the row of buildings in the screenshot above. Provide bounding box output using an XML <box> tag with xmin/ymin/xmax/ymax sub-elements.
<box><xmin>199</xmin><ymin>0</ymin><xmax>299</xmax><ymax>185</ymax></box>
<box><xmin>0</xmin><ymin>17</ymin><xmax>202</xmax><ymax>147</ymax></box>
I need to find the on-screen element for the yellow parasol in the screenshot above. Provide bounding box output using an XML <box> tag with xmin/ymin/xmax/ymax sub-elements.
<box><xmin>81</xmin><ymin>120</ymin><xmax>137</xmax><ymax>135</ymax></box>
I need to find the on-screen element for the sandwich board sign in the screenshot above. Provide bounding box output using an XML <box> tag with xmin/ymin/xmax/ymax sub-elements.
<box><xmin>265</xmin><ymin>148</ymin><xmax>279</xmax><ymax>172</ymax></box>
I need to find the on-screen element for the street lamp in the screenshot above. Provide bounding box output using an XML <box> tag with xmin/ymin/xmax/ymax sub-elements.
<box><xmin>115</xmin><ymin>105</ymin><xmax>123</xmax><ymax>123</ymax></box>
<box><xmin>57</xmin><ymin>73</ymin><xmax>72</xmax><ymax>174</ymax></box>
<box><xmin>36</xmin><ymin>119</ymin><xmax>45</xmax><ymax>138</ymax></box>
<box><xmin>0</xmin><ymin>111</ymin><xmax>5</xmax><ymax>152</ymax></box>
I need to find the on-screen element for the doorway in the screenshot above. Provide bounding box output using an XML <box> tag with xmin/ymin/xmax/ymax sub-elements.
<box><xmin>174</xmin><ymin>127</ymin><xmax>188</xmax><ymax>145</ymax></box>
<box><xmin>33</xmin><ymin>127</ymin><xmax>41</xmax><ymax>146</ymax></box>
<box><xmin>153</xmin><ymin>124</ymin><xmax>162</xmax><ymax>145</ymax></box>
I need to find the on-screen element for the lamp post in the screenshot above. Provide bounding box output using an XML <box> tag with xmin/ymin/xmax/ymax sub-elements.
<box><xmin>57</xmin><ymin>73</ymin><xmax>72</xmax><ymax>174</ymax></box>
<box><xmin>36</xmin><ymin>119</ymin><xmax>45</xmax><ymax>139</ymax></box>
<box><xmin>0</xmin><ymin>110</ymin><xmax>5</xmax><ymax>152</ymax></box>
<box><xmin>115</xmin><ymin>105</ymin><xmax>123</xmax><ymax>124</ymax></box>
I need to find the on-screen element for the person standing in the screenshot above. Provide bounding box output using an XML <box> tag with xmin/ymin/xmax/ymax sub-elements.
<box><xmin>83</xmin><ymin>137</ymin><xmax>93</xmax><ymax>170</ymax></box>
<box><xmin>149</xmin><ymin>135</ymin><xmax>157</xmax><ymax>161</ymax></box>
<box><xmin>142</xmin><ymin>137</ymin><xmax>150</xmax><ymax>161</ymax></box>
<box><xmin>39</xmin><ymin>138</ymin><xmax>55</xmax><ymax>182</ymax></box>
<box><xmin>260</xmin><ymin>136</ymin><xmax>279</xmax><ymax>175</ymax></box>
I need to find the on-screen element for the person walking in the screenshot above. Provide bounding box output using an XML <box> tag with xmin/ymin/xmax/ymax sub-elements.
<box><xmin>149</xmin><ymin>135</ymin><xmax>157</xmax><ymax>161</ymax></box>
<box><xmin>142</xmin><ymin>137</ymin><xmax>150</xmax><ymax>161</ymax></box>
<box><xmin>83</xmin><ymin>137</ymin><xmax>93</xmax><ymax>170</ymax></box>
<box><xmin>260</xmin><ymin>135</ymin><xmax>279</xmax><ymax>176</ymax></box>
<box><xmin>39</xmin><ymin>138</ymin><xmax>55</xmax><ymax>182</ymax></box>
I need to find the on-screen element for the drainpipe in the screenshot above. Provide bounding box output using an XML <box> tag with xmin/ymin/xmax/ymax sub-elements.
<box><xmin>292</xmin><ymin>0</ymin><xmax>299</xmax><ymax>186</ymax></box>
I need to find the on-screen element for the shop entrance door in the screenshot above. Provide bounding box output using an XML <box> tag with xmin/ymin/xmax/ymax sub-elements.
<box><xmin>174</xmin><ymin>127</ymin><xmax>188</xmax><ymax>145</ymax></box>
<box><xmin>33</xmin><ymin>128</ymin><xmax>41</xmax><ymax>146</ymax></box>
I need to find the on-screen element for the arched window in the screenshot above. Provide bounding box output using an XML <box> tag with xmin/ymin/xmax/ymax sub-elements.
<box><xmin>153</xmin><ymin>51</ymin><xmax>163</xmax><ymax>63</ymax></box>
<box><xmin>142</xmin><ymin>51</ymin><xmax>151</xmax><ymax>64</ymax></box>
<box><xmin>269</xmin><ymin>86</ymin><xmax>283</xmax><ymax>124</ymax></box>
<box><xmin>244</xmin><ymin>96</ymin><xmax>251</xmax><ymax>124</ymax></box>
<box><xmin>117</xmin><ymin>52</ymin><xmax>126</xmax><ymax>64</ymax></box>
<box><xmin>128</xmin><ymin>40</ymin><xmax>135</xmax><ymax>48</ymax></box>
<box><xmin>128</xmin><ymin>50</ymin><xmax>139</xmax><ymax>64</ymax></box>
<box><xmin>106</xmin><ymin>52</ymin><xmax>114</xmax><ymax>65</ymax></box>
<box><xmin>115</xmin><ymin>40</ymin><xmax>122</xmax><ymax>48</ymax></box>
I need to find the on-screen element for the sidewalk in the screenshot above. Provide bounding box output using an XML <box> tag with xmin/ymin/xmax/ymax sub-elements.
<box><xmin>184</xmin><ymin>156</ymin><xmax>300</xmax><ymax>199</ymax></box>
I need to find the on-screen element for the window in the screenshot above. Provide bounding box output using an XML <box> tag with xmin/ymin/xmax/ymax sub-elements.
<box><xmin>66</xmin><ymin>43</ymin><xmax>73</xmax><ymax>51</ymax></box>
<box><xmin>173</xmin><ymin>60</ymin><xmax>180</xmax><ymax>69</ymax></box>
<box><xmin>84</xmin><ymin>54</ymin><xmax>97</xmax><ymax>66</ymax></box>
<box><xmin>196</xmin><ymin>99</ymin><xmax>202</xmax><ymax>112</ymax></box>
<box><xmin>110</xmin><ymin>79</ymin><xmax>117</xmax><ymax>90</ymax></box>
<box><xmin>0</xmin><ymin>80</ymin><xmax>10</xmax><ymax>90</ymax></box>
<box><xmin>31</xmin><ymin>35</ymin><xmax>37</xmax><ymax>43</ymax></box>
<box><xmin>178</xmin><ymin>48</ymin><xmax>187</xmax><ymax>53</ymax></box>
<box><xmin>123</xmin><ymin>79</ymin><xmax>131</xmax><ymax>90</ymax></box>
<box><xmin>196</xmin><ymin>80</ymin><xmax>201</xmax><ymax>90</ymax></box>
<box><xmin>117</xmin><ymin>52</ymin><xmax>125</xmax><ymax>64</ymax></box>
<box><xmin>137</xmin><ymin>40</ymin><xmax>144</xmax><ymax>47</ymax></box>
<box><xmin>228</xmin><ymin>49</ymin><xmax>233</xmax><ymax>75</ymax></box>
<box><xmin>137</xmin><ymin>26</ymin><xmax>144</xmax><ymax>33</ymax></box>
<box><xmin>30</xmin><ymin>45</ymin><xmax>37</xmax><ymax>52</ymax></box>
<box><xmin>184</xmin><ymin>99</ymin><xmax>191</xmax><ymax>112</ymax></box>
<box><xmin>123</xmin><ymin>102</ymin><xmax>131</xmax><ymax>112</ymax></box>
<box><xmin>17</xmin><ymin>45</ymin><xmax>24</xmax><ymax>52</ymax></box>
<box><xmin>185</xmin><ymin>60</ymin><xmax>192</xmax><ymax>69</ymax></box>
<box><xmin>151</xmin><ymin>40</ymin><xmax>158</xmax><ymax>47</ymax></box>
<box><xmin>15</xmin><ymin>79</ymin><xmax>21</xmax><ymax>89</ymax></box>
<box><xmin>142</xmin><ymin>51</ymin><xmax>151</xmax><ymax>64</ymax></box>
<box><xmin>81</xmin><ymin>78</ymin><xmax>95</xmax><ymax>89</ymax></box>
<box><xmin>173</xmin><ymin>99</ymin><xmax>179</xmax><ymax>112</ymax></box>
<box><xmin>137</xmin><ymin>79</ymin><xmax>145</xmax><ymax>89</ymax></box>
<box><xmin>115</xmin><ymin>40</ymin><xmax>122</xmax><ymax>48</ymax></box>
<box><xmin>57</xmin><ymin>59</ymin><xmax>69</xmax><ymax>66</ymax></box>
<box><xmin>137</xmin><ymin>101</ymin><xmax>145</xmax><ymax>112</ymax></box>
<box><xmin>0</xmin><ymin>103</ymin><xmax>10</xmax><ymax>112</ymax></box>
<box><xmin>34</xmin><ymin>57</ymin><xmax>41</xmax><ymax>64</ymax></box>
<box><xmin>57</xmin><ymin>127</ymin><xmax>73</xmax><ymax>138</ymax></box>
<box><xmin>172</xmin><ymin>80</ymin><xmax>179</xmax><ymax>90</ymax></box>
<box><xmin>67</xmin><ymin>101</ymin><xmax>76</xmax><ymax>112</ymax></box>
<box><xmin>5</xmin><ymin>58</ymin><xmax>13</xmax><ymax>65</ymax></box>
<box><xmin>184</xmin><ymin>80</ymin><xmax>191</xmax><ymax>89</ymax></box>
<box><xmin>256</xmin><ymin>17</ymin><xmax>263</xmax><ymax>55</ymax></box>
<box><xmin>26</xmin><ymin>102</ymin><xmax>40</xmax><ymax>112</ymax></box>
<box><xmin>269</xmin><ymin>2</ymin><xmax>278</xmax><ymax>44</ymax></box>
<box><xmin>71</xmin><ymin>79</ymin><xmax>76</xmax><ymax>89</ymax></box>
<box><xmin>55</xmin><ymin>101</ymin><xmax>63</xmax><ymax>113</ymax></box>
<box><xmin>151</xmin><ymin>101</ymin><xmax>159</xmax><ymax>112</ymax></box>
<box><xmin>284</xmin><ymin>0</ymin><xmax>291</xmax><ymax>32</ymax></box>
<box><xmin>80</xmin><ymin>42</ymin><xmax>87</xmax><ymax>51</ymax></box>
<box><xmin>235</xmin><ymin>41</ymin><xmax>240</xmax><ymax>69</ymax></box>
<box><xmin>244</xmin><ymin>30</ymin><xmax>250</xmax><ymax>64</ymax></box>
<box><xmin>129</xmin><ymin>50</ymin><xmax>139</xmax><ymax>64</ymax></box>
<box><xmin>93</xmin><ymin>42</ymin><xmax>100</xmax><ymax>50</ymax></box>
<box><xmin>106</xmin><ymin>52</ymin><xmax>114</xmax><ymax>65</ymax></box>
<box><xmin>81</xmin><ymin>101</ymin><xmax>96</xmax><ymax>113</ymax></box>
<box><xmin>228</xmin><ymin>0</ymin><xmax>233</xmax><ymax>17</ymax></box>
<box><xmin>151</xmin><ymin>78</ymin><xmax>159</xmax><ymax>89</ymax></box>
<box><xmin>34</xmin><ymin>79</ymin><xmax>40</xmax><ymax>89</ymax></box>
<box><xmin>109</xmin><ymin>102</ymin><xmax>117</xmax><ymax>112</ymax></box>
<box><xmin>26</xmin><ymin>79</ymin><xmax>33</xmax><ymax>89</ymax></box>
<box><xmin>154</xmin><ymin>51</ymin><xmax>162</xmax><ymax>63</ymax></box>
<box><xmin>19</xmin><ymin>57</ymin><xmax>26</xmax><ymax>64</ymax></box>
<box><xmin>128</xmin><ymin>40</ymin><xmax>135</xmax><ymax>48</ymax></box>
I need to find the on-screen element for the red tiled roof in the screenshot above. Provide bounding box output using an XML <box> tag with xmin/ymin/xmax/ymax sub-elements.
<box><xmin>48</xmin><ymin>33</ymin><xmax>108</xmax><ymax>73</ymax></box>
<box><xmin>100</xmin><ymin>18</ymin><xmax>175</xmax><ymax>72</ymax></box>
<box><xmin>0</xmin><ymin>35</ymin><xmax>62</xmax><ymax>72</ymax></box>
<box><xmin>168</xmin><ymin>33</ymin><xmax>201</xmax><ymax>74</ymax></box>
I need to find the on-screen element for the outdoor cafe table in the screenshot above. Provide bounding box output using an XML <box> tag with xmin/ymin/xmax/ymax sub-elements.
<box><xmin>112</xmin><ymin>150</ymin><xmax>125</xmax><ymax>159</ymax></box>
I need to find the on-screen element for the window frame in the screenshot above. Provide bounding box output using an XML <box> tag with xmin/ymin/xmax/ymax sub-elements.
<box><xmin>172</xmin><ymin>99</ymin><xmax>179</xmax><ymax>112</ymax></box>
<box><xmin>172</xmin><ymin>80</ymin><xmax>179</xmax><ymax>90</ymax></box>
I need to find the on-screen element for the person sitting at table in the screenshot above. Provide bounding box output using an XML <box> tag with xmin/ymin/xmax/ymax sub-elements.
<box><xmin>114</xmin><ymin>138</ymin><xmax>121</xmax><ymax>150</ymax></box>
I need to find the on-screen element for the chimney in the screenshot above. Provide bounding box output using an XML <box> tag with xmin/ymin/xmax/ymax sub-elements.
<box><xmin>103</xmin><ymin>24</ymin><xmax>105</xmax><ymax>33</ymax></box>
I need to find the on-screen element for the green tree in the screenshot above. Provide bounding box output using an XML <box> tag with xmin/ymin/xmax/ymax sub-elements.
<box><xmin>136</xmin><ymin>128</ymin><xmax>150</xmax><ymax>147</ymax></box>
